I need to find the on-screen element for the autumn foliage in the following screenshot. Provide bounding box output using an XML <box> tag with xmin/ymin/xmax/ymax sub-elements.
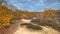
<box><xmin>0</xmin><ymin>5</ymin><xmax>57</xmax><ymax>29</ymax></box>
<box><xmin>0</xmin><ymin>6</ymin><xmax>19</xmax><ymax>28</ymax></box>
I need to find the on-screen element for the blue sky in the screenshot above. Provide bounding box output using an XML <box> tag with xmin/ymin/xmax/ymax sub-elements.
<box><xmin>7</xmin><ymin>0</ymin><xmax>60</xmax><ymax>12</ymax></box>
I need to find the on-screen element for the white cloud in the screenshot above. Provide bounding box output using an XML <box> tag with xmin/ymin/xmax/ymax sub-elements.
<box><xmin>49</xmin><ymin>3</ymin><xmax>60</xmax><ymax>7</ymax></box>
<box><xmin>40</xmin><ymin>0</ymin><xmax>44</xmax><ymax>5</ymax></box>
<box><xmin>13</xmin><ymin>4</ymin><xmax>17</xmax><ymax>6</ymax></box>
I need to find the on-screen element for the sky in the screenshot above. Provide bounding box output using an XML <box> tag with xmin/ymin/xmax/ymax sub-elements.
<box><xmin>7</xmin><ymin>0</ymin><xmax>60</xmax><ymax>12</ymax></box>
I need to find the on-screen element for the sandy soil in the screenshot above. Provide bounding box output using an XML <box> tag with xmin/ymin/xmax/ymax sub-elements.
<box><xmin>0</xmin><ymin>18</ymin><xmax>60</xmax><ymax>34</ymax></box>
<box><xmin>14</xmin><ymin>26</ymin><xmax>60</xmax><ymax>34</ymax></box>
<box><xmin>13</xmin><ymin>19</ymin><xmax>60</xmax><ymax>34</ymax></box>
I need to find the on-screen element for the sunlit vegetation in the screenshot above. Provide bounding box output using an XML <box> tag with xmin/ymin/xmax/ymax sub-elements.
<box><xmin>0</xmin><ymin>5</ymin><xmax>60</xmax><ymax>31</ymax></box>
<box><xmin>18</xmin><ymin>9</ymin><xmax>60</xmax><ymax>31</ymax></box>
<box><xmin>0</xmin><ymin>6</ymin><xmax>19</xmax><ymax>28</ymax></box>
<box><xmin>30</xmin><ymin>9</ymin><xmax>60</xmax><ymax>31</ymax></box>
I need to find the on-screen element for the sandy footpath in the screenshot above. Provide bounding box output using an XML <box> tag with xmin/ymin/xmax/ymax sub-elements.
<box><xmin>14</xmin><ymin>26</ymin><xmax>60</xmax><ymax>34</ymax></box>
<box><xmin>14</xmin><ymin>19</ymin><xmax>60</xmax><ymax>34</ymax></box>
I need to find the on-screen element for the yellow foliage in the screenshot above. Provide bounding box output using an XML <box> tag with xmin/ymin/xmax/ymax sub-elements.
<box><xmin>44</xmin><ymin>9</ymin><xmax>56</xmax><ymax>17</ymax></box>
<box><xmin>0</xmin><ymin>6</ymin><xmax>18</xmax><ymax>28</ymax></box>
<box><xmin>0</xmin><ymin>6</ymin><xmax>57</xmax><ymax>28</ymax></box>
